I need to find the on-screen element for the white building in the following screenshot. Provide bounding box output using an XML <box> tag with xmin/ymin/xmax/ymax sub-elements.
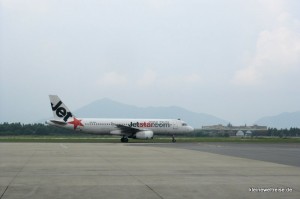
<box><xmin>236</xmin><ymin>130</ymin><xmax>244</xmax><ymax>137</ymax></box>
<box><xmin>245</xmin><ymin>130</ymin><xmax>252</xmax><ymax>137</ymax></box>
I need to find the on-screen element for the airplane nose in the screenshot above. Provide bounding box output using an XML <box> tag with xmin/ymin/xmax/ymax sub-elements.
<box><xmin>188</xmin><ymin>126</ymin><xmax>194</xmax><ymax>132</ymax></box>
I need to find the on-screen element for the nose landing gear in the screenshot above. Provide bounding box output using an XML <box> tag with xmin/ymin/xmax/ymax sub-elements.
<box><xmin>172</xmin><ymin>135</ymin><xmax>176</xmax><ymax>143</ymax></box>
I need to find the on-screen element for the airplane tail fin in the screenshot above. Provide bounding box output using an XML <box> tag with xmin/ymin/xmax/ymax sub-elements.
<box><xmin>49</xmin><ymin>95</ymin><xmax>74</xmax><ymax>122</ymax></box>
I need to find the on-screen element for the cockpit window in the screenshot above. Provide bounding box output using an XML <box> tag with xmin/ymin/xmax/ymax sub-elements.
<box><xmin>182</xmin><ymin>123</ymin><xmax>187</xmax><ymax>126</ymax></box>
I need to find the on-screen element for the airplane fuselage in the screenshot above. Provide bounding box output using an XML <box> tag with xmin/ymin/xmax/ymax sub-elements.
<box><xmin>47</xmin><ymin>118</ymin><xmax>193</xmax><ymax>135</ymax></box>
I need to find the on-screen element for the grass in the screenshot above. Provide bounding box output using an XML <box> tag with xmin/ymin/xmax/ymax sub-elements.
<box><xmin>0</xmin><ymin>136</ymin><xmax>299</xmax><ymax>143</ymax></box>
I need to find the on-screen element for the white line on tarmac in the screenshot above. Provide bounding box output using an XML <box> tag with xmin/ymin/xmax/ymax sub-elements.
<box><xmin>60</xmin><ymin>143</ymin><xmax>68</xmax><ymax>149</ymax></box>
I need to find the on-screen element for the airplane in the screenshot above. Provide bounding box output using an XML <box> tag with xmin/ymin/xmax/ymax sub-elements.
<box><xmin>46</xmin><ymin>95</ymin><xmax>194</xmax><ymax>142</ymax></box>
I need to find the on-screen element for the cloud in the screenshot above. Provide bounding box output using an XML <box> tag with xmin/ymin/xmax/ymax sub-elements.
<box><xmin>137</xmin><ymin>69</ymin><xmax>158</xmax><ymax>87</ymax></box>
<box><xmin>155</xmin><ymin>73</ymin><xmax>202</xmax><ymax>89</ymax></box>
<box><xmin>143</xmin><ymin>0</ymin><xmax>172</xmax><ymax>10</ymax></box>
<box><xmin>258</xmin><ymin>0</ymin><xmax>286</xmax><ymax>15</ymax></box>
<box><xmin>97</xmin><ymin>72</ymin><xmax>128</xmax><ymax>87</ymax></box>
<box><xmin>136</xmin><ymin>69</ymin><xmax>201</xmax><ymax>88</ymax></box>
<box><xmin>182</xmin><ymin>73</ymin><xmax>201</xmax><ymax>84</ymax></box>
<box><xmin>98</xmin><ymin>69</ymin><xmax>202</xmax><ymax>90</ymax></box>
<box><xmin>233</xmin><ymin>8</ymin><xmax>300</xmax><ymax>85</ymax></box>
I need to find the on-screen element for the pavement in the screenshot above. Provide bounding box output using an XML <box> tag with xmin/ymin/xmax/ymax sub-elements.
<box><xmin>0</xmin><ymin>142</ymin><xmax>299</xmax><ymax>199</ymax></box>
<box><xmin>140</xmin><ymin>142</ymin><xmax>300</xmax><ymax>167</ymax></box>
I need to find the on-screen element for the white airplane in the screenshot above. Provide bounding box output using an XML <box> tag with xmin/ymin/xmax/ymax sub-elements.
<box><xmin>46</xmin><ymin>95</ymin><xmax>194</xmax><ymax>142</ymax></box>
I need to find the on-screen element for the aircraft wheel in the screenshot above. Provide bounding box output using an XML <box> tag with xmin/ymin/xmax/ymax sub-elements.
<box><xmin>172</xmin><ymin>135</ymin><xmax>176</xmax><ymax>143</ymax></box>
<box><xmin>121</xmin><ymin>137</ymin><xmax>129</xmax><ymax>143</ymax></box>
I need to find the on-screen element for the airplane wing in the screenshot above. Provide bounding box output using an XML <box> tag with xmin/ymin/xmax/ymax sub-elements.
<box><xmin>113</xmin><ymin>123</ymin><xmax>140</xmax><ymax>135</ymax></box>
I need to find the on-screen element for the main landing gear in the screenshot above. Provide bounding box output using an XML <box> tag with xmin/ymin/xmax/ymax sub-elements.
<box><xmin>121</xmin><ymin>136</ymin><xmax>128</xmax><ymax>143</ymax></box>
<box><xmin>172</xmin><ymin>135</ymin><xmax>176</xmax><ymax>143</ymax></box>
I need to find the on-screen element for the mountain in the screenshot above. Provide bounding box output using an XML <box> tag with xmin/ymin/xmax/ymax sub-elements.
<box><xmin>74</xmin><ymin>98</ymin><xmax>228</xmax><ymax>128</ymax></box>
<box><xmin>255</xmin><ymin>111</ymin><xmax>300</xmax><ymax>129</ymax></box>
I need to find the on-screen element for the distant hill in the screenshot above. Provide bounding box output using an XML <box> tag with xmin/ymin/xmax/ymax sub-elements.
<box><xmin>74</xmin><ymin>98</ymin><xmax>228</xmax><ymax>128</ymax></box>
<box><xmin>255</xmin><ymin>111</ymin><xmax>300</xmax><ymax>129</ymax></box>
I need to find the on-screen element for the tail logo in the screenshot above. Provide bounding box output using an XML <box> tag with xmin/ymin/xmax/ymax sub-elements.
<box><xmin>51</xmin><ymin>101</ymin><xmax>73</xmax><ymax>122</ymax></box>
<box><xmin>68</xmin><ymin>117</ymin><xmax>84</xmax><ymax>130</ymax></box>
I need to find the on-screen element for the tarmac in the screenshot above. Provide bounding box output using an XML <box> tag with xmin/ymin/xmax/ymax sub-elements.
<box><xmin>0</xmin><ymin>142</ymin><xmax>299</xmax><ymax>199</ymax></box>
<box><xmin>141</xmin><ymin>142</ymin><xmax>300</xmax><ymax>167</ymax></box>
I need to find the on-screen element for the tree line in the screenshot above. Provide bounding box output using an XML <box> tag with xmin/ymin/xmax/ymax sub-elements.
<box><xmin>266</xmin><ymin>128</ymin><xmax>300</xmax><ymax>138</ymax></box>
<box><xmin>0</xmin><ymin>122</ymin><xmax>75</xmax><ymax>136</ymax></box>
<box><xmin>193</xmin><ymin>127</ymin><xmax>300</xmax><ymax>137</ymax></box>
<box><xmin>0</xmin><ymin>123</ymin><xmax>299</xmax><ymax>137</ymax></box>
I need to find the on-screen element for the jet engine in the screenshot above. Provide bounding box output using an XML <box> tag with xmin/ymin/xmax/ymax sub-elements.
<box><xmin>135</xmin><ymin>130</ymin><xmax>154</xmax><ymax>139</ymax></box>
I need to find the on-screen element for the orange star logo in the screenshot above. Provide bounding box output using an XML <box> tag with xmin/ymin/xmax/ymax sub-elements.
<box><xmin>68</xmin><ymin>117</ymin><xmax>84</xmax><ymax>130</ymax></box>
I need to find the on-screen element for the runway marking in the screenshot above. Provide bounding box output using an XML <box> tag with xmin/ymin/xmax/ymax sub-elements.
<box><xmin>0</xmin><ymin>150</ymin><xmax>37</xmax><ymax>199</ymax></box>
<box><xmin>144</xmin><ymin>184</ymin><xmax>164</xmax><ymax>199</ymax></box>
<box><xmin>0</xmin><ymin>186</ymin><xmax>8</xmax><ymax>199</ymax></box>
<box><xmin>60</xmin><ymin>143</ymin><xmax>68</xmax><ymax>149</ymax></box>
<box><xmin>102</xmin><ymin>154</ymin><xmax>164</xmax><ymax>198</ymax></box>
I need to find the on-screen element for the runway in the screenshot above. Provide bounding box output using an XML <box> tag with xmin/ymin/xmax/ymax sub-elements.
<box><xmin>139</xmin><ymin>142</ymin><xmax>300</xmax><ymax>167</ymax></box>
<box><xmin>0</xmin><ymin>143</ymin><xmax>299</xmax><ymax>199</ymax></box>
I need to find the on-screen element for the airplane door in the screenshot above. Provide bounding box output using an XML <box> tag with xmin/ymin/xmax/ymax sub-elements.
<box><xmin>173</xmin><ymin>121</ymin><xmax>178</xmax><ymax>129</ymax></box>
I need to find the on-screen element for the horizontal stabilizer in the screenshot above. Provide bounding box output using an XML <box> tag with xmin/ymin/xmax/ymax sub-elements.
<box><xmin>50</xmin><ymin>120</ymin><xmax>67</xmax><ymax>125</ymax></box>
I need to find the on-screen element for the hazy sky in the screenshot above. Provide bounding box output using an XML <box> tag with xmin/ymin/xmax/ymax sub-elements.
<box><xmin>1</xmin><ymin>0</ymin><xmax>300</xmax><ymax>124</ymax></box>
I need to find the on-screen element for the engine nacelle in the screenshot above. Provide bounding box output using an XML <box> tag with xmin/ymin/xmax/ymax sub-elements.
<box><xmin>135</xmin><ymin>130</ymin><xmax>154</xmax><ymax>139</ymax></box>
<box><xmin>110</xmin><ymin>130</ymin><xmax>122</xmax><ymax>135</ymax></box>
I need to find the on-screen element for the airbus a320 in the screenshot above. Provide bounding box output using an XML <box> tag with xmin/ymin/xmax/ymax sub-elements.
<box><xmin>46</xmin><ymin>95</ymin><xmax>194</xmax><ymax>142</ymax></box>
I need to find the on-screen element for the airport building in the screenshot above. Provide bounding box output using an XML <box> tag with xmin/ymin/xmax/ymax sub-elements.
<box><xmin>202</xmin><ymin>124</ymin><xmax>268</xmax><ymax>136</ymax></box>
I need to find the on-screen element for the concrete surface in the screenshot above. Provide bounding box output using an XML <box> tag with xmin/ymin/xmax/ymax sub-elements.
<box><xmin>141</xmin><ymin>142</ymin><xmax>300</xmax><ymax>167</ymax></box>
<box><xmin>0</xmin><ymin>143</ymin><xmax>299</xmax><ymax>199</ymax></box>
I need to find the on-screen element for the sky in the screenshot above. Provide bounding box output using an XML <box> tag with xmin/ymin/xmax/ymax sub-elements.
<box><xmin>0</xmin><ymin>0</ymin><xmax>300</xmax><ymax>125</ymax></box>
